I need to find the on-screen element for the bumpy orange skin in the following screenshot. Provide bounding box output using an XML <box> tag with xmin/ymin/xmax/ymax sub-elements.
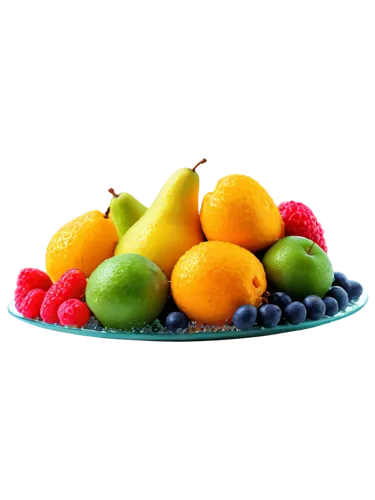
<box><xmin>171</xmin><ymin>241</ymin><xmax>267</xmax><ymax>325</ymax></box>
<box><xmin>46</xmin><ymin>211</ymin><xmax>118</xmax><ymax>282</ymax></box>
<box><xmin>200</xmin><ymin>174</ymin><xmax>285</xmax><ymax>252</ymax></box>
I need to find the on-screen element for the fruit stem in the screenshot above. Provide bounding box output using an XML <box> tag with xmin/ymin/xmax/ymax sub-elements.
<box><xmin>103</xmin><ymin>186</ymin><xmax>120</xmax><ymax>219</ymax></box>
<box><xmin>107</xmin><ymin>186</ymin><xmax>120</xmax><ymax>198</ymax></box>
<box><xmin>262</xmin><ymin>291</ymin><xmax>271</xmax><ymax>305</ymax></box>
<box><xmin>102</xmin><ymin>205</ymin><xmax>110</xmax><ymax>219</ymax></box>
<box><xmin>191</xmin><ymin>156</ymin><xmax>208</xmax><ymax>172</ymax></box>
<box><xmin>307</xmin><ymin>242</ymin><xmax>315</xmax><ymax>255</ymax></box>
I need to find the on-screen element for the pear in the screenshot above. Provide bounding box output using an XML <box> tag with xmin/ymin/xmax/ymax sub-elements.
<box><xmin>108</xmin><ymin>189</ymin><xmax>147</xmax><ymax>239</ymax></box>
<box><xmin>115</xmin><ymin>159</ymin><xmax>206</xmax><ymax>279</ymax></box>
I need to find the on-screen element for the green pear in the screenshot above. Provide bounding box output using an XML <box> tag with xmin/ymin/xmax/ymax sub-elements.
<box><xmin>108</xmin><ymin>189</ymin><xmax>147</xmax><ymax>239</ymax></box>
<box><xmin>115</xmin><ymin>159</ymin><xmax>206</xmax><ymax>279</ymax></box>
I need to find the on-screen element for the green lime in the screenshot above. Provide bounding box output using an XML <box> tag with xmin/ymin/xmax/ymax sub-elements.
<box><xmin>86</xmin><ymin>253</ymin><xmax>169</xmax><ymax>329</ymax></box>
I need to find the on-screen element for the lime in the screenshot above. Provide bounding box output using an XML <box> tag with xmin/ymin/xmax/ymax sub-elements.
<box><xmin>86</xmin><ymin>254</ymin><xmax>169</xmax><ymax>329</ymax></box>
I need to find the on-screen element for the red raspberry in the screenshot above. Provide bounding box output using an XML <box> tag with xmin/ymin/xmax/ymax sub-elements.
<box><xmin>40</xmin><ymin>269</ymin><xmax>87</xmax><ymax>324</ymax></box>
<box><xmin>14</xmin><ymin>268</ymin><xmax>52</xmax><ymax>311</ymax></box>
<box><xmin>278</xmin><ymin>201</ymin><xmax>328</xmax><ymax>252</ymax></box>
<box><xmin>20</xmin><ymin>289</ymin><xmax>47</xmax><ymax>319</ymax></box>
<box><xmin>57</xmin><ymin>299</ymin><xmax>91</xmax><ymax>327</ymax></box>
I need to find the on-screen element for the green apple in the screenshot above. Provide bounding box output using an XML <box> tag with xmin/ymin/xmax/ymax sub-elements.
<box><xmin>263</xmin><ymin>236</ymin><xmax>334</xmax><ymax>299</ymax></box>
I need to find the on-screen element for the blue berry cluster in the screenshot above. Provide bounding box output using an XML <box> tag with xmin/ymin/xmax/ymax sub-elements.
<box><xmin>161</xmin><ymin>272</ymin><xmax>363</xmax><ymax>332</ymax></box>
<box><xmin>232</xmin><ymin>271</ymin><xmax>363</xmax><ymax>330</ymax></box>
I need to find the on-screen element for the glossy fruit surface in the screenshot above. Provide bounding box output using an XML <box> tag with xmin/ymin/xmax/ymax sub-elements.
<box><xmin>333</xmin><ymin>271</ymin><xmax>349</xmax><ymax>290</ymax></box>
<box><xmin>86</xmin><ymin>254</ymin><xmax>169</xmax><ymax>330</ymax></box>
<box><xmin>263</xmin><ymin>236</ymin><xmax>334</xmax><ymax>300</ymax></box>
<box><xmin>346</xmin><ymin>279</ymin><xmax>363</xmax><ymax>300</ymax></box>
<box><xmin>115</xmin><ymin>166</ymin><xmax>205</xmax><ymax>279</ymax></box>
<box><xmin>57</xmin><ymin>299</ymin><xmax>91</xmax><ymax>327</ymax></box>
<box><xmin>171</xmin><ymin>241</ymin><xmax>267</xmax><ymax>325</ymax></box>
<box><xmin>165</xmin><ymin>312</ymin><xmax>189</xmax><ymax>332</ymax></box>
<box><xmin>323</xmin><ymin>296</ymin><xmax>339</xmax><ymax>317</ymax></box>
<box><xmin>278</xmin><ymin>201</ymin><xmax>327</xmax><ymax>252</ymax></box>
<box><xmin>200</xmin><ymin>174</ymin><xmax>284</xmax><ymax>252</ymax></box>
<box><xmin>257</xmin><ymin>304</ymin><xmax>282</xmax><ymax>328</ymax></box>
<box><xmin>108</xmin><ymin>190</ymin><xmax>147</xmax><ymax>239</ymax></box>
<box><xmin>303</xmin><ymin>295</ymin><xmax>326</xmax><ymax>320</ymax></box>
<box><xmin>284</xmin><ymin>301</ymin><xmax>307</xmax><ymax>325</ymax></box>
<box><xmin>325</xmin><ymin>286</ymin><xmax>349</xmax><ymax>311</ymax></box>
<box><xmin>46</xmin><ymin>210</ymin><xmax>118</xmax><ymax>282</ymax></box>
<box><xmin>232</xmin><ymin>304</ymin><xmax>258</xmax><ymax>330</ymax></box>
<box><xmin>268</xmin><ymin>292</ymin><xmax>292</xmax><ymax>310</ymax></box>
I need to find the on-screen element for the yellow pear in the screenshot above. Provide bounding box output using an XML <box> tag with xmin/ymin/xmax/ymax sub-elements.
<box><xmin>115</xmin><ymin>159</ymin><xmax>206</xmax><ymax>279</ymax></box>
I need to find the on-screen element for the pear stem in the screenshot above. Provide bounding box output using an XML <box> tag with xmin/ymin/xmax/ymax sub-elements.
<box><xmin>103</xmin><ymin>186</ymin><xmax>120</xmax><ymax>219</ymax></box>
<box><xmin>107</xmin><ymin>186</ymin><xmax>120</xmax><ymax>198</ymax></box>
<box><xmin>307</xmin><ymin>242</ymin><xmax>315</xmax><ymax>255</ymax></box>
<box><xmin>102</xmin><ymin>204</ymin><xmax>110</xmax><ymax>219</ymax></box>
<box><xmin>192</xmin><ymin>156</ymin><xmax>208</xmax><ymax>172</ymax></box>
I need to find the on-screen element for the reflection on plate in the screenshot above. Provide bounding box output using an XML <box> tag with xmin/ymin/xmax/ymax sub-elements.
<box><xmin>8</xmin><ymin>291</ymin><xmax>369</xmax><ymax>342</ymax></box>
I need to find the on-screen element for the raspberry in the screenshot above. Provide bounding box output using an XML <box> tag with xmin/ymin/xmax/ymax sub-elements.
<box><xmin>278</xmin><ymin>201</ymin><xmax>328</xmax><ymax>252</ymax></box>
<box><xmin>40</xmin><ymin>269</ymin><xmax>87</xmax><ymax>324</ymax></box>
<box><xmin>20</xmin><ymin>289</ymin><xmax>47</xmax><ymax>319</ymax></box>
<box><xmin>14</xmin><ymin>268</ymin><xmax>52</xmax><ymax>312</ymax></box>
<box><xmin>57</xmin><ymin>299</ymin><xmax>91</xmax><ymax>327</ymax></box>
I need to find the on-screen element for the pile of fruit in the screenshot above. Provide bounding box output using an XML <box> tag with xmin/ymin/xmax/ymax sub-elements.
<box><xmin>13</xmin><ymin>159</ymin><xmax>364</xmax><ymax>334</ymax></box>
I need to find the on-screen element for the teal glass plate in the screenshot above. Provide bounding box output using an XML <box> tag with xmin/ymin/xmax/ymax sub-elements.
<box><xmin>7</xmin><ymin>291</ymin><xmax>368</xmax><ymax>342</ymax></box>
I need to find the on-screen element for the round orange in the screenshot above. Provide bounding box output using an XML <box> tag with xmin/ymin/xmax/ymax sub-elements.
<box><xmin>171</xmin><ymin>241</ymin><xmax>267</xmax><ymax>325</ymax></box>
<box><xmin>46</xmin><ymin>210</ymin><xmax>118</xmax><ymax>282</ymax></box>
<box><xmin>200</xmin><ymin>174</ymin><xmax>284</xmax><ymax>252</ymax></box>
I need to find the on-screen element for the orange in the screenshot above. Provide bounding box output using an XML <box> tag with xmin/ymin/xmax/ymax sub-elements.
<box><xmin>200</xmin><ymin>174</ymin><xmax>284</xmax><ymax>252</ymax></box>
<box><xmin>45</xmin><ymin>210</ymin><xmax>118</xmax><ymax>282</ymax></box>
<box><xmin>171</xmin><ymin>241</ymin><xmax>267</xmax><ymax>325</ymax></box>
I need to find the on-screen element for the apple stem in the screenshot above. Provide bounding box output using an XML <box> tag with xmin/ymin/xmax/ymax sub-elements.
<box><xmin>191</xmin><ymin>156</ymin><xmax>208</xmax><ymax>172</ymax></box>
<box><xmin>307</xmin><ymin>242</ymin><xmax>315</xmax><ymax>255</ymax></box>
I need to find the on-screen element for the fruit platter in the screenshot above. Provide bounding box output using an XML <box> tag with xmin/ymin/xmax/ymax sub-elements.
<box><xmin>9</xmin><ymin>159</ymin><xmax>368</xmax><ymax>341</ymax></box>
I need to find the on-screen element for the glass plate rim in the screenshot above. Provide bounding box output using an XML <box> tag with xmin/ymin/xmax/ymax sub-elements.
<box><xmin>7</xmin><ymin>290</ymin><xmax>369</xmax><ymax>342</ymax></box>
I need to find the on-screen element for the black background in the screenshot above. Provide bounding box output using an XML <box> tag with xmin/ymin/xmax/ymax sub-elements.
<box><xmin>1</xmin><ymin>77</ymin><xmax>374</xmax><ymax>342</ymax></box>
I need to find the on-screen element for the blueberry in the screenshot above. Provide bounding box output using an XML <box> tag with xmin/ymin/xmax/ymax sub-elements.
<box><xmin>268</xmin><ymin>292</ymin><xmax>292</xmax><ymax>310</ymax></box>
<box><xmin>158</xmin><ymin>295</ymin><xmax>179</xmax><ymax>326</ymax></box>
<box><xmin>325</xmin><ymin>286</ymin><xmax>349</xmax><ymax>311</ymax></box>
<box><xmin>165</xmin><ymin>312</ymin><xmax>189</xmax><ymax>331</ymax></box>
<box><xmin>347</xmin><ymin>280</ymin><xmax>363</xmax><ymax>301</ymax></box>
<box><xmin>284</xmin><ymin>301</ymin><xmax>307</xmax><ymax>325</ymax></box>
<box><xmin>323</xmin><ymin>296</ymin><xmax>339</xmax><ymax>316</ymax></box>
<box><xmin>257</xmin><ymin>304</ymin><xmax>282</xmax><ymax>328</ymax></box>
<box><xmin>333</xmin><ymin>272</ymin><xmax>350</xmax><ymax>292</ymax></box>
<box><xmin>232</xmin><ymin>304</ymin><xmax>258</xmax><ymax>330</ymax></box>
<box><xmin>303</xmin><ymin>295</ymin><xmax>326</xmax><ymax>320</ymax></box>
